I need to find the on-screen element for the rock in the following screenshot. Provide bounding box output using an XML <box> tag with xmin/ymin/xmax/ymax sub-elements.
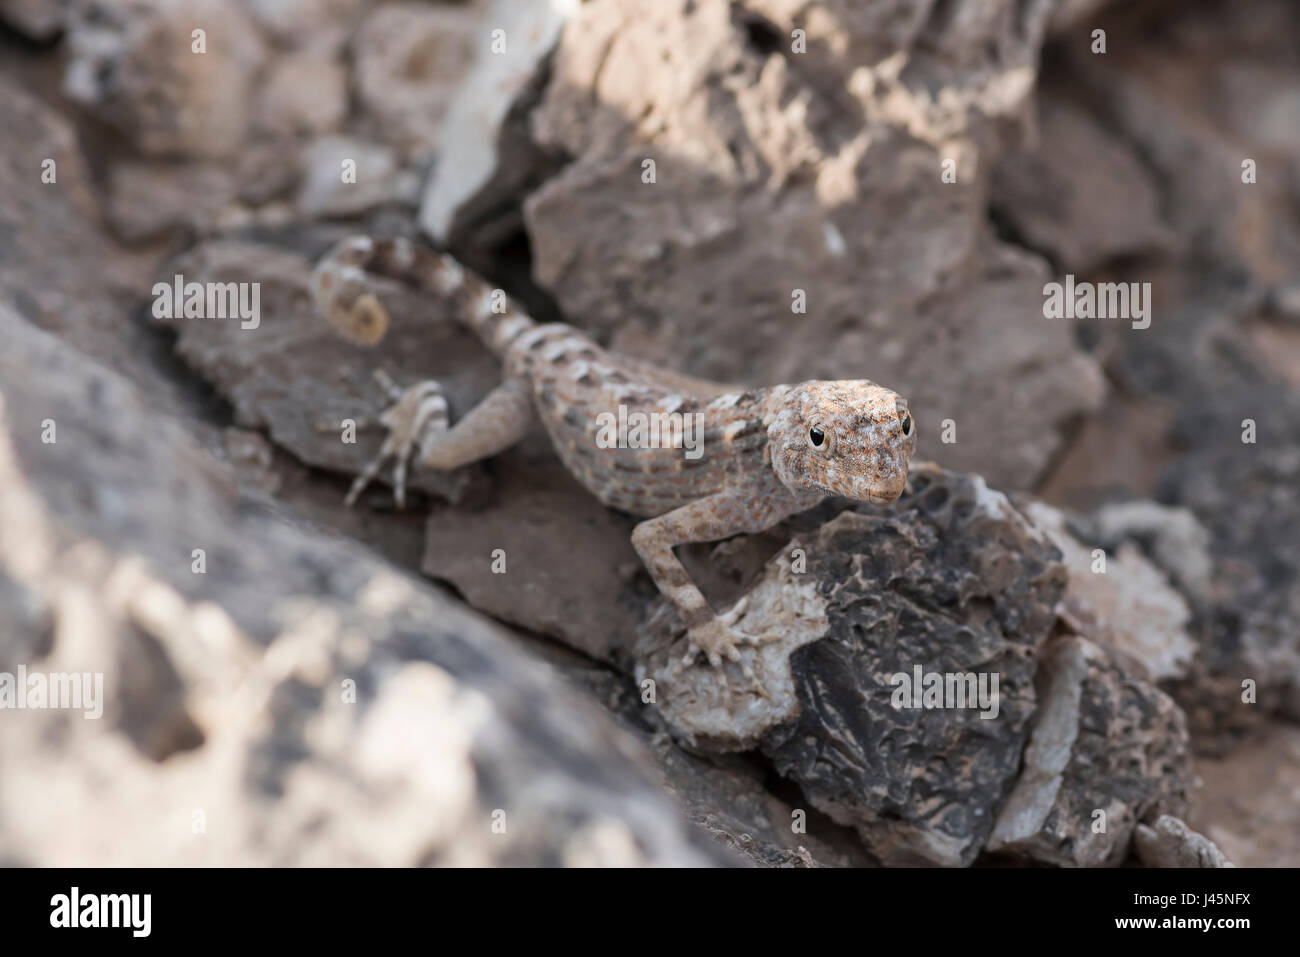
<box><xmin>220</xmin><ymin>427</ymin><xmax>283</xmax><ymax>497</ymax></box>
<box><xmin>2</xmin><ymin>0</ymin><xmax>1290</xmax><ymax>871</ymax></box>
<box><xmin>1024</xmin><ymin>501</ymin><xmax>1195</xmax><ymax>683</ymax></box>
<box><xmin>352</xmin><ymin>1</ymin><xmax>483</xmax><ymax>162</ymax></box>
<box><xmin>105</xmin><ymin>161</ymin><xmax>241</xmax><ymax>244</ymax></box>
<box><xmin>0</xmin><ymin>308</ymin><xmax>721</xmax><ymax>866</ymax></box>
<box><xmin>0</xmin><ymin>0</ymin><xmax>73</xmax><ymax>39</ymax></box>
<box><xmin>63</xmin><ymin>0</ymin><xmax>267</xmax><ymax>159</ymax></box>
<box><xmin>1082</xmin><ymin>501</ymin><xmax>1214</xmax><ymax>603</ymax></box>
<box><xmin>1047</xmin><ymin>0</ymin><xmax>1112</xmax><ymax>32</ymax></box>
<box><xmin>1134</xmin><ymin>815</ymin><xmax>1234</xmax><ymax>868</ymax></box>
<box><xmin>418</xmin><ymin>0</ymin><xmax>575</xmax><ymax>248</ymax></box>
<box><xmin>649</xmin><ymin>744</ymin><xmax>870</xmax><ymax>867</ymax></box>
<box><xmin>235</xmin><ymin>139</ymin><xmax>306</xmax><ymax>207</ymax></box>
<box><xmin>1157</xmin><ymin>389</ymin><xmax>1300</xmax><ymax>722</ymax></box>
<box><xmin>1058</xmin><ymin>0</ymin><xmax>1300</xmax><ymax>287</ymax></box>
<box><xmin>255</xmin><ymin>50</ymin><xmax>349</xmax><ymax>138</ymax></box>
<box><xmin>0</xmin><ymin>73</ymin><xmax>208</xmax><ymax>421</ymax></box>
<box><xmin>558</xmin><ymin>657</ymin><xmax>874</xmax><ymax>867</ymax></box>
<box><xmin>245</xmin><ymin>0</ymin><xmax>361</xmax><ymax>51</ymax></box>
<box><xmin>987</xmin><ymin>636</ymin><xmax>1194</xmax><ymax>866</ymax></box>
<box><xmin>148</xmin><ymin>238</ymin><xmax>498</xmax><ymax>505</ymax></box>
<box><xmin>992</xmin><ymin>92</ymin><xmax>1175</xmax><ymax>272</ymax></box>
<box><xmin>1027</xmin><ymin>0</ymin><xmax>1300</xmax><ymax>736</ymax></box>
<box><xmin>0</xmin><ymin>565</ymin><xmax>52</xmax><ymax>668</ymax></box>
<box><xmin>1115</xmin><ymin>298</ymin><xmax>1300</xmax><ymax>737</ymax></box>
<box><xmin>518</xmin><ymin>0</ymin><xmax>1104</xmax><ymax>490</ymax></box>
<box><xmin>422</xmin><ymin>455</ymin><xmax>646</xmax><ymax>664</ymax></box>
<box><xmin>640</xmin><ymin>466</ymin><xmax>1066</xmax><ymax>866</ymax></box>
<box><xmin>1269</xmin><ymin>281</ymin><xmax>1300</xmax><ymax>325</ymax></box>
<box><xmin>297</xmin><ymin>136</ymin><xmax>418</xmax><ymax>217</ymax></box>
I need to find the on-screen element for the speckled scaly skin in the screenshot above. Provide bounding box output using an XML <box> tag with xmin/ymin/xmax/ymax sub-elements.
<box><xmin>312</xmin><ymin>236</ymin><xmax>917</xmax><ymax>674</ymax></box>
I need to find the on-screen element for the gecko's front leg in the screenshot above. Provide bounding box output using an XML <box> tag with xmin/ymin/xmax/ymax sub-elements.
<box><xmin>630</xmin><ymin>484</ymin><xmax>811</xmax><ymax>674</ymax></box>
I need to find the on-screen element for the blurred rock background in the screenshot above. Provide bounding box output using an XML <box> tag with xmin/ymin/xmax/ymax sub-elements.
<box><xmin>0</xmin><ymin>0</ymin><xmax>1296</xmax><ymax>866</ymax></box>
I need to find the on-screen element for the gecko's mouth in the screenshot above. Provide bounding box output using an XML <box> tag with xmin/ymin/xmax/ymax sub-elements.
<box><xmin>821</xmin><ymin>470</ymin><xmax>906</xmax><ymax>505</ymax></box>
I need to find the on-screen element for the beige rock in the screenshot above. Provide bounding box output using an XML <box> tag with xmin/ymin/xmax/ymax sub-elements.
<box><xmin>353</xmin><ymin>1</ymin><xmax>484</xmax><ymax>161</ymax></box>
<box><xmin>246</xmin><ymin>0</ymin><xmax>361</xmax><ymax>50</ymax></box>
<box><xmin>256</xmin><ymin>50</ymin><xmax>349</xmax><ymax>137</ymax></box>
<box><xmin>1025</xmin><ymin>501</ymin><xmax>1196</xmax><ymax>683</ymax></box>
<box><xmin>63</xmin><ymin>0</ymin><xmax>267</xmax><ymax>159</ymax></box>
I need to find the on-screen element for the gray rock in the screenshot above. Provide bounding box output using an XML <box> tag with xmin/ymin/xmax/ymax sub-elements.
<box><xmin>1081</xmin><ymin>501</ymin><xmax>1214</xmax><ymax>604</ymax></box>
<box><xmin>105</xmin><ymin>161</ymin><xmax>242</xmax><ymax>244</ymax></box>
<box><xmin>0</xmin><ymin>74</ymin><xmax>213</xmax><ymax>426</ymax></box>
<box><xmin>1010</xmin><ymin>0</ymin><xmax>1300</xmax><ymax>743</ymax></box>
<box><xmin>992</xmin><ymin>93</ymin><xmax>1175</xmax><ymax>272</ymax></box>
<box><xmin>1157</xmin><ymin>385</ymin><xmax>1300</xmax><ymax>722</ymax></box>
<box><xmin>0</xmin><ymin>307</ymin><xmax>719</xmax><ymax>866</ymax></box>
<box><xmin>555</xmin><ymin>657</ymin><xmax>873</xmax><ymax>867</ymax></box>
<box><xmin>639</xmin><ymin>466</ymin><xmax>1066</xmax><ymax>866</ymax></box>
<box><xmin>422</xmin><ymin>455</ymin><xmax>647</xmax><ymax>664</ymax></box>
<box><xmin>1135</xmin><ymin>815</ymin><xmax>1235</xmax><ymax>868</ymax></box>
<box><xmin>1055</xmin><ymin>1</ymin><xmax>1300</xmax><ymax>288</ymax></box>
<box><xmin>987</xmin><ymin>636</ymin><xmax>1194</xmax><ymax>866</ymax></box>
<box><xmin>0</xmin><ymin>565</ymin><xmax>52</xmax><ymax>669</ymax></box>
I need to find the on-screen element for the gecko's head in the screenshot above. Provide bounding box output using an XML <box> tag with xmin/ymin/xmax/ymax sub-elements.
<box><xmin>768</xmin><ymin>380</ymin><xmax>915</xmax><ymax>504</ymax></box>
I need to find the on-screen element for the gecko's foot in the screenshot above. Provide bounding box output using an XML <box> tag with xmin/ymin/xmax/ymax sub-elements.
<box><xmin>312</xmin><ymin>236</ymin><xmax>391</xmax><ymax>345</ymax></box>
<box><xmin>343</xmin><ymin>371</ymin><xmax>449</xmax><ymax>509</ymax></box>
<box><xmin>677</xmin><ymin>614</ymin><xmax>781</xmax><ymax>699</ymax></box>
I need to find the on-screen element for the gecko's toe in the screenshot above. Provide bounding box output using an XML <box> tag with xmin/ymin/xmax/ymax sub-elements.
<box><xmin>716</xmin><ymin>594</ymin><xmax>751</xmax><ymax>628</ymax></box>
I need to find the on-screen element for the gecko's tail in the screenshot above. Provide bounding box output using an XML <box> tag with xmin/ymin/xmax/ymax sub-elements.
<box><xmin>311</xmin><ymin>235</ymin><xmax>537</xmax><ymax>357</ymax></box>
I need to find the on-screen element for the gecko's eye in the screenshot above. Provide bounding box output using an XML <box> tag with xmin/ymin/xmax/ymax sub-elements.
<box><xmin>808</xmin><ymin>427</ymin><xmax>825</xmax><ymax>448</ymax></box>
<box><xmin>900</xmin><ymin>412</ymin><xmax>913</xmax><ymax>437</ymax></box>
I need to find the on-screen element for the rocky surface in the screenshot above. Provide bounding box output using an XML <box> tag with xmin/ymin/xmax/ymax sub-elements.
<box><xmin>987</xmin><ymin>636</ymin><xmax>1193</xmax><ymax>867</ymax></box>
<box><xmin>1</xmin><ymin>0</ymin><xmax>1297</xmax><ymax>869</ymax></box>
<box><xmin>1008</xmin><ymin>0</ymin><xmax>1300</xmax><ymax>739</ymax></box>
<box><xmin>63</xmin><ymin>0</ymin><xmax>268</xmax><ymax>159</ymax></box>
<box><xmin>638</xmin><ymin>468</ymin><xmax>1062</xmax><ymax>866</ymax></box>
<box><xmin>0</xmin><ymin>309</ymin><xmax>724</xmax><ymax>866</ymax></box>
<box><xmin>1023</xmin><ymin>502</ymin><xmax>1195</xmax><ymax>683</ymax></box>
<box><xmin>1134</xmin><ymin>815</ymin><xmax>1234</xmax><ymax>869</ymax></box>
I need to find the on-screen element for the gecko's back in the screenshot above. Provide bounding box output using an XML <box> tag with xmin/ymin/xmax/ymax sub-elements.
<box><xmin>501</xmin><ymin>322</ymin><xmax>772</xmax><ymax>517</ymax></box>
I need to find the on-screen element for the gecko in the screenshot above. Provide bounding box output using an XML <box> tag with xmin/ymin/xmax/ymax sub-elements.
<box><xmin>311</xmin><ymin>235</ymin><xmax>917</xmax><ymax>676</ymax></box>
